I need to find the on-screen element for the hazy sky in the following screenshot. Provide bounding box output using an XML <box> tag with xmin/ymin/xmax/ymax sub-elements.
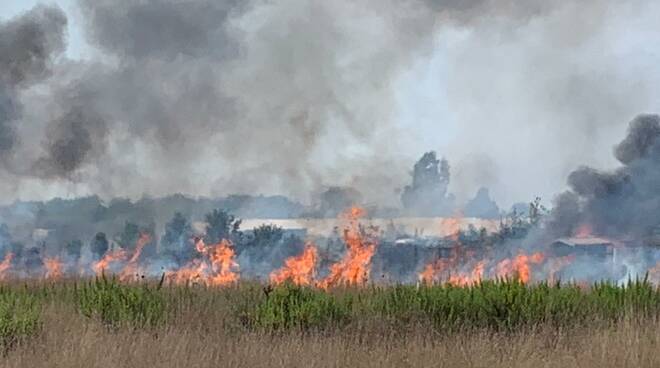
<box><xmin>2</xmin><ymin>1</ymin><xmax>660</xmax><ymax>209</ymax></box>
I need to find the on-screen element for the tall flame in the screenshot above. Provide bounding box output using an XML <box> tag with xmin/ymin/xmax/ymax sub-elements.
<box><xmin>0</xmin><ymin>253</ymin><xmax>14</xmax><ymax>280</ymax></box>
<box><xmin>44</xmin><ymin>257</ymin><xmax>63</xmax><ymax>280</ymax></box>
<box><xmin>318</xmin><ymin>207</ymin><xmax>377</xmax><ymax>289</ymax></box>
<box><xmin>167</xmin><ymin>237</ymin><xmax>239</xmax><ymax>286</ymax></box>
<box><xmin>119</xmin><ymin>233</ymin><xmax>152</xmax><ymax>282</ymax></box>
<box><xmin>495</xmin><ymin>252</ymin><xmax>545</xmax><ymax>283</ymax></box>
<box><xmin>207</xmin><ymin>239</ymin><xmax>240</xmax><ymax>285</ymax></box>
<box><xmin>270</xmin><ymin>243</ymin><xmax>318</xmax><ymax>286</ymax></box>
<box><xmin>92</xmin><ymin>248</ymin><xmax>128</xmax><ymax>275</ymax></box>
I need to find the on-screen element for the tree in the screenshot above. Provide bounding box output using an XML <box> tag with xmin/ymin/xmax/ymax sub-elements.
<box><xmin>464</xmin><ymin>187</ymin><xmax>500</xmax><ymax>219</ymax></box>
<box><xmin>316</xmin><ymin>187</ymin><xmax>362</xmax><ymax>217</ymax></box>
<box><xmin>116</xmin><ymin>221</ymin><xmax>140</xmax><ymax>250</ymax></box>
<box><xmin>91</xmin><ymin>232</ymin><xmax>109</xmax><ymax>259</ymax></box>
<box><xmin>204</xmin><ymin>209</ymin><xmax>241</xmax><ymax>244</ymax></box>
<box><xmin>65</xmin><ymin>239</ymin><xmax>83</xmax><ymax>261</ymax></box>
<box><xmin>401</xmin><ymin>151</ymin><xmax>454</xmax><ymax>216</ymax></box>
<box><xmin>0</xmin><ymin>224</ymin><xmax>11</xmax><ymax>254</ymax></box>
<box><xmin>248</xmin><ymin>224</ymin><xmax>284</xmax><ymax>247</ymax></box>
<box><xmin>162</xmin><ymin>212</ymin><xmax>193</xmax><ymax>259</ymax></box>
<box><xmin>528</xmin><ymin>197</ymin><xmax>547</xmax><ymax>226</ymax></box>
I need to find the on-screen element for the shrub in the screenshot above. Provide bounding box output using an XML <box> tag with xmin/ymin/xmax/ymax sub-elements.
<box><xmin>77</xmin><ymin>275</ymin><xmax>166</xmax><ymax>328</ymax></box>
<box><xmin>248</xmin><ymin>279</ymin><xmax>660</xmax><ymax>331</ymax></box>
<box><xmin>253</xmin><ymin>283</ymin><xmax>350</xmax><ymax>330</ymax></box>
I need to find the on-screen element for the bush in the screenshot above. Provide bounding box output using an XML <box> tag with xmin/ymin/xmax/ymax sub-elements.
<box><xmin>253</xmin><ymin>283</ymin><xmax>350</xmax><ymax>330</ymax></box>
<box><xmin>77</xmin><ymin>275</ymin><xmax>166</xmax><ymax>328</ymax></box>
<box><xmin>248</xmin><ymin>279</ymin><xmax>660</xmax><ymax>331</ymax></box>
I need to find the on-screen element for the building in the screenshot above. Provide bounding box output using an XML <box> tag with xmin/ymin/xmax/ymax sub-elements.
<box><xmin>549</xmin><ymin>237</ymin><xmax>616</xmax><ymax>261</ymax></box>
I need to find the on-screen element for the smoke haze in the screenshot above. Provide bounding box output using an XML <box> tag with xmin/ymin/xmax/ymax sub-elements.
<box><xmin>0</xmin><ymin>0</ymin><xmax>659</xmax><ymax>209</ymax></box>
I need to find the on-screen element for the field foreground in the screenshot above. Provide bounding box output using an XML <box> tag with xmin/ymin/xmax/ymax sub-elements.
<box><xmin>1</xmin><ymin>278</ymin><xmax>660</xmax><ymax>367</ymax></box>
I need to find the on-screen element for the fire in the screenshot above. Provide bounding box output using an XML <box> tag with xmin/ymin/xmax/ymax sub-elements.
<box><xmin>648</xmin><ymin>261</ymin><xmax>660</xmax><ymax>283</ymax></box>
<box><xmin>167</xmin><ymin>260</ymin><xmax>207</xmax><ymax>285</ymax></box>
<box><xmin>574</xmin><ymin>223</ymin><xmax>593</xmax><ymax>238</ymax></box>
<box><xmin>418</xmin><ymin>250</ymin><xmax>485</xmax><ymax>286</ymax></box>
<box><xmin>270</xmin><ymin>243</ymin><xmax>318</xmax><ymax>286</ymax></box>
<box><xmin>92</xmin><ymin>248</ymin><xmax>128</xmax><ymax>275</ymax></box>
<box><xmin>207</xmin><ymin>239</ymin><xmax>240</xmax><ymax>285</ymax></box>
<box><xmin>119</xmin><ymin>233</ymin><xmax>152</xmax><ymax>282</ymax></box>
<box><xmin>439</xmin><ymin>212</ymin><xmax>464</xmax><ymax>241</ymax></box>
<box><xmin>495</xmin><ymin>252</ymin><xmax>545</xmax><ymax>283</ymax></box>
<box><xmin>318</xmin><ymin>207</ymin><xmax>377</xmax><ymax>289</ymax></box>
<box><xmin>0</xmin><ymin>253</ymin><xmax>14</xmax><ymax>280</ymax></box>
<box><xmin>44</xmin><ymin>257</ymin><xmax>63</xmax><ymax>280</ymax></box>
<box><xmin>166</xmin><ymin>237</ymin><xmax>239</xmax><ymax>286</ymax></box>
<box><xmin>420</xmin><ymin>249</ymin><xmax>546</xmax><ymax>285</ymax></box>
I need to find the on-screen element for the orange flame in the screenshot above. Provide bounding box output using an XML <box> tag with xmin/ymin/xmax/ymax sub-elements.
<box><xmin>270</xmin><ymin>243</ymin><xmax>318</xmax><ymax>286</ymax></box>
<box><xmin>439</xmin><ymin>212</ymin><xmax>464</xmax><ymax>241</ymax></box>
<box><xmin>44</xmin><ymin>257</ymin><xmax>63</xmax><ymax>280</ymax></box>
<box><xmin>207</xmin><ymin>239</ymin><xmax>240</xmax><ymax>285</ymax></box>
<box><xmin>92</xmin><ymin>248</ymin><xmax>128</xmax><ymax>275</ymax></box>
<box><xmin>318</xmin><ymin>207</ymin><xmax>377</xmax><ymax>289</ymax></box>
<box><xmin>167</xmin><ymin>237</ymin><xmax>239</xmax><ymax>286</ymax></box>
<box><xmin>166</xmin><ymin>259</ymin><xmax>208</xmax><ymax>285</ymax></box>
<box><xmin>574</xmin><ymin>223</ymin><xmax>593</xmax><ymax>238</ymax></box>
<box><xmin>0</xmin><ymin>253</ymin><xmax>14</xmax><ymax>280</ymax></box>
<box><xmin>418</xmin><ymin>251</ymin><xmax>485</xmax><ymax>286</ymax></box>
<box><xmin>495</xmin><ymin>252</ymin><xmax>545</xmax><ymax>283</ymax></box>
<box><xmin>420</xmin><ymin>249</ymin><xmax>547</xmax><ymax>285</ymax></box>
<box><xmin>119</xmin><ymin>233</ymin><xmax>152</xmax><ymax>282</ymax></box>
<box><xmin>648</xmin><ymin>261</ymin><xmax>660</xmax><ymax>283</ymax></box>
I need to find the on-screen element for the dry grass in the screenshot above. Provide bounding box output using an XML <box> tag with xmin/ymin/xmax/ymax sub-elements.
<box><xmin>2</xmin><ymin>280</ymin><xmax>660</xmax><ymax>367</ymax></box>
<box><xmin>2</xmin><ymin>301</ymin><xmax>660</xmax><ymax>368</ymax></box>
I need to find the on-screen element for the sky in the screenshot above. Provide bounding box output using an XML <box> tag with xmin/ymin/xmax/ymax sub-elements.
<box><xmin>1</xmin><ymin>1</ymin><xmax>660</xmax><ymax>209</ymax></box>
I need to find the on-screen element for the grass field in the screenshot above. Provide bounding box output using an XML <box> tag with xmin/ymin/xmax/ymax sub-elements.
<box><xmin>1</xmin><ymin>277</ymin><xmax>660</xmax><ymax>367</ymax></box>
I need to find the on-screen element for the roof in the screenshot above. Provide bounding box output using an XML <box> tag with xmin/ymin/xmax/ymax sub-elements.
<box><xmin>552</xmin><ymin>237</ymin><xmax>616</xmax><ymax>247</ymax></box>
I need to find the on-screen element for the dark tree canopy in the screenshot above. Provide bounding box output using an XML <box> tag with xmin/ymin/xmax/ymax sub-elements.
<box><xmin>464</xmin><ymin>187</ymin><xmax>500</xmax><ymax>219</ymax></box>
<box><xmin>248</xmin><ymin>224</ymin><xmax>284</xmax><ymax>247</ymax></box>
<box><xmin>401</xmin><ymin>151</ymin><xmax>454</xmax><ymax>216</ymax></box>
<box><xmin>204</xmin><ymin>209</ymin><xmax>241</xmax><ymax>244</ymax></box>
<box><xmin>65</xmin><ymin>239</ymin><xmax>83</xmax><ymax>260</ymax></box>
<box><xmin>91</xmin><ymin>232</ymin><xmax>109</xmax><ymax>258</ymax></box>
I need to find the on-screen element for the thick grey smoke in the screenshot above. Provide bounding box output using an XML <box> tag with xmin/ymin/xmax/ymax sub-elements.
<box><xmin>0</xmin><ymin>5</ymin><xmax>66</xmax><ymax>163</ymax></box>
<box><xmin>0</xmin><ymin>0</ymin><xmax>658</xmax><ymax>210</ymax></box>
<box><xmin>549</xmin><ymin>114</ymin><xmax>660</xmax><ymax>239</ymax></box>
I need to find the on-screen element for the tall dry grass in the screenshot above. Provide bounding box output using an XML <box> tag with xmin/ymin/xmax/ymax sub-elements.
<box><xmin>3</xmin><ymin>307</ymin><xmax>660</xmax><ymax>368</ymax></box>
<box><xmin>1</xmin><ymin>279</ymin><xmax>660</xmax><ymax>367</ymax></box>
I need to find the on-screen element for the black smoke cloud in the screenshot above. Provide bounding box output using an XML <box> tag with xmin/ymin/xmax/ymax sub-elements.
<box><xmin>549</xmin><ymin>114</ymin><xmax>660</xmax><ymax>239</ymax></box>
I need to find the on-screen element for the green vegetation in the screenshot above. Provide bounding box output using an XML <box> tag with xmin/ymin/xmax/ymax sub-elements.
<box><xmin>249</xmin><ymin>279</ymin><xmax>660</xmax><ymax>331</ymax></box>
<box><xmin>76</xmin><ymin>275</ymin><xmax>166</xmax><ymax>328</ymax></box>
<box><xmin>0</xmin><ymin>277</ymin><xmax>660</xmax><ymax>350</ymax></box>
<box><xmin>0</xmin><ymin>288</ymin><xmax>41</xmax><ymax>348</ymax></box>
<box><xmin>253</xmin><ymin>284</ymin><xmax>349</xmax><ymax>330</ymax></box>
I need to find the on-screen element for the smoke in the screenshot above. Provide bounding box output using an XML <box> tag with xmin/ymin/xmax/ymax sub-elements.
<box><xmin>549</xmin><ymin>114</ymin><xmax>660</xmax><ymax>238</ymax></box>
<box><xmin>0</xmin><ymin>0</ymin><xmax>658</xmax><ymax>210</ymax></box>
<box><xmin>0</xmin><ymin>5</ymin><xmax>67</xmax><ymax>163</ymax></box>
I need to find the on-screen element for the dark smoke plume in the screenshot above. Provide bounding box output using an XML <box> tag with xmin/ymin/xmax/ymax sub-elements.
<box><xmin>549</xmin><ymin>114</ymin><xmax>660</xmax><ymax>239</ymax></box>
<box><xmin>0</xmin><ymin>5</ymin><xmax>66</xmax><ymax>162</ymax></box>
